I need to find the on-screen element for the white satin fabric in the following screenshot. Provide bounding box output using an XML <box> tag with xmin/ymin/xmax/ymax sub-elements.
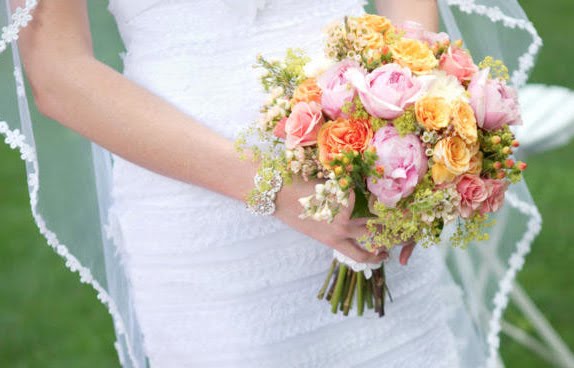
<box><xmin>106</xmin><ymin>0</ymin><xmax>485</xmax><ymax>366</ymax></box>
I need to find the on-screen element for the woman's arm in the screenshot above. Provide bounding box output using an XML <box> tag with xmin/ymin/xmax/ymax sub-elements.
<box><xmin>19</xmin><ymin>0</ymin><xmax>257</xmax><ymax>201</ymax></box>
<box><xmin>17</xmin><ymin>0</ymin><xmax>387</xmax><ymax>264</ymax></box>
<box><xmin>374</xmin><ymin>0</ymin><xmax>439</xmax><ymax>32</ymax></box>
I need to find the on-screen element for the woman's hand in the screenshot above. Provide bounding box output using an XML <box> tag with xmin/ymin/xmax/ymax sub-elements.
<box><xmin>274</xmin><ymin>177</ymin><xmax>389</xmax><ymax>264</ymax></box>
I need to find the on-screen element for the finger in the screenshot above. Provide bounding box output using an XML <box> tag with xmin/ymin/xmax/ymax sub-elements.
<box><xmin>335</xmin><ymin>239</ymin><xmax>388</xmax><ymax>264</ymax></box>
<box><xmin>399</xmin><ymin>241</ymin><xmax>416</xmax><ymax>266</ymax></box>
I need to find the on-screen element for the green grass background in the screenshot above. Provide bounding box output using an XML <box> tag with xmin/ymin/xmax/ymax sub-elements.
<box><xmin>0</xmin><ymin>1</ymin><xmax>572</xmax><ymax>367</ymax></box>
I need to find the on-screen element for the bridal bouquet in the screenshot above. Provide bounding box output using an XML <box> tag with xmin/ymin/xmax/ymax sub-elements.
<box><xmin>238</xmin><ymin>15</ymin><xmax>526</xmax><ymax>317</ymax></box>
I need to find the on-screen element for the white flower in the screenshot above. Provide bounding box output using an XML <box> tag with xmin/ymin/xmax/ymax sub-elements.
<box><xmin>290</xmin><ymin>161</ymin><xmax>302</xmax><ymax>173</ymax></box>
<box><xmin>423</xmin><ymin>71</ymin><xmax>468</xmax><ymax>102</ymax></box>
<box><xmin>298</xmin><ymin>195</ymin><xmax>312</xmax><ymax>208</ymax></box>
<box><xmin>303</xmin><ymin>55</ymin><xmax>336</xmax><ymax>78</ymax></box>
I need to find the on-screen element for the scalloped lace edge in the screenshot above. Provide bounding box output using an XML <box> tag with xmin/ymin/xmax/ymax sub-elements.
<box><xmin>484</xmin><ymin>192</ymin><xmax>542</xmax><ymax>368</ymax></box>
<box><xmin>1</xmin><ymin>0</ymin><xmax>142</xmax><ymax>361</ymax></box>
<box><xmin>444</xmin><ymin>0</ymin><xmax>543</xmax><ymax>87</ymax></box>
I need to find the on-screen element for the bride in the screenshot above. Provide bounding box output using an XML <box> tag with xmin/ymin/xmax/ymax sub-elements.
<box><xmin>4</xmin><ymin>0</ymin><xmax>542</xmax><ymax>367</ymax></box>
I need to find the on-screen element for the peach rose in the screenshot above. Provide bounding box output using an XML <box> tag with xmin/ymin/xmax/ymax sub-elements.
<box><xmin>439</xmin><ymin>46</ymin><xmax>478</xmax><ymax>82</ymax></box>
<box><xmin>467</xmin><ymin>151</ymin><xmax>483</xmax><ymax>175</ymax></box>
<box><xmin>273</xmin><ymin>117</ymin><xmax>287</xmax><ymax>139</ymax></box>
<box><xmin>356</xmin><ymin>14</ymin><xmax>394</xmax><ymax>35</ymax></box>
<box><xmin>391</xmin><ymin>38</ymin><xmax>438</xmax><ymax>75</ymax></box>
<box><xmin>317</xmin><ymin>117</ymin><xmax>373</xmax><ymax>168</ymax></box>
<box><xmin>415</xmin><ymin>96</ymin><xmax>451</xmax><ymax>131</ymax></box>
<box><xmin>480</xmin><ymin>179</ymin><xmax>509</xmax><ymax>214</ymax></box>
<box><xmin>291</xmin><ymin>78</ymin><xmax>322</xmax><ymax>107</ymax></box>
<box><xmin>451</xmin><ymin>100</ymin><xmax>478</xmax><ymax>144</ymax></box>
<box><xmin>431</xmin><ymin>162</ymin><xmax>456</xmax><ymax>184</ymax></box>
<box><xmin>433</xmin><ymin>136</ymin><xmax>471</xmax><ymax>182</ymax></box>
<box><xmin>284</xmin><ymin>101</ymin><xmax>324</xmax><ymax>149</ymax></box>
<box><xmin>456</xmin><ymin>174</ymin><xmax>488</xmax><ymax>218</ymax></box>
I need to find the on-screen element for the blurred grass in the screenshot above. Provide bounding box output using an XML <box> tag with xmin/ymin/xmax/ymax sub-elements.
<box><xmin>0</xmin><ymin>1</ymin><xmax>573</xmax><ymax>367</ymax></box>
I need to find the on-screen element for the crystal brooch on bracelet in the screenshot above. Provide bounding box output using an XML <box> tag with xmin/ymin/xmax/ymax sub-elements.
<box><xmin>247</xmin><ymin>168</ymin><xmax>283</xmax><ymax>216</ymax></box>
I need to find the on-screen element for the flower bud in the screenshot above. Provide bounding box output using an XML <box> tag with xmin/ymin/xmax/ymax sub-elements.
<box><xmin>334</xmin><ymin>166</ymin><xmax>344</xmax><ymax>176</ymax></box>
<box><xmin>491</xmin><ymin>136</ymin><xmax>502</xmax><ymax>145</ymax></box>
<box><xmin>517</xmin><ymin>161</ymin><xmax>527</xmax><ymax>171</ymax></box>
<box><xmin>493</xmin><ymin>161</ymin><xmax>502</xmax><ymax>170</ymax></box>
<box><xmin>511</xmin><ymin>140</ymin><xmax>520</xmax><ymax>148</ymax></box>
<box><xmin>502</xmin><ymin>146</ymin><xmax>512</xmax><ymax>155</ymax></box>
<box><xmin>496</xmin><ymin>171</ymin><xmax>506</xmax><ymax>179</ymax></box>
<box><xmin>338</xmin><ymin>178</ymin><xmax>349</xmax><ymax>189</ymax></box>
<box><xmin>505</xmin><ymin>159</ymin><xmax>515</xmax><ymax>168</ymax></box>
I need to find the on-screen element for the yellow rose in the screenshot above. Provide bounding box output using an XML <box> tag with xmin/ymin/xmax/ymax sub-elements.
<box><xmin>355</xmin><ymin>14</ymin><xmax>394</xmax><ymax>35</ymax></box>
<box><xmin>415</xmin><ymin>96</ymin><xmax>451</xmax><ymax>131</ymax></box>
<box><xmin>361</xmin><ymin>29</ymin><xmax>386</xmax><ymax>59</ymax></box>
<box><xmin>467</xmin><ymin>151</ymin><xmax>483</xmax><ymax>175</ymax></box>
<box><xmin>433</xmin><ymin>136</ymin><xmax>471</xmax><ymax>178</ymax></box>
<box><xmin>432</xmin><ymin>162</ymin><xmax>457</xmax><ymax>184</ymax></box>
<box><xmin>451</xmin><ymin>100</ymin><xmax>478</xmax><ymax>144</ymax></box>
<box><xmin>391</xmin><ymin>38</ymin><xmax>438</xmax><ymax>75</ymax></box>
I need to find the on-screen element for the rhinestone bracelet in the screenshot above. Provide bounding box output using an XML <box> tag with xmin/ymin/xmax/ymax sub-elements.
<box><xmin>247</xmin><ymin>168</ymin><xmax>283</xmax><ymax>216</ymax></box>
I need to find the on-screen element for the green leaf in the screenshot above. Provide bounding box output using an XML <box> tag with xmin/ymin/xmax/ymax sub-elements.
<box><xmin>351</xmin><ymin>187</ymin><xmax>374</xmax><ymax>219</ymax></box>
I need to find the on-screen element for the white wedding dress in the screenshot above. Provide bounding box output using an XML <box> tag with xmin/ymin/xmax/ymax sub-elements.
<box><xmin>105</xmin><ymin>0</ymin><xmax>486</xmax><ymax>366</ymax></box>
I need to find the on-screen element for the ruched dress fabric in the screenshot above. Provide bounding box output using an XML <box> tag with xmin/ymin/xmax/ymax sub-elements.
<box><xmin>106</xmin><ymin>1</ymin><xmax>484</xmax><ymax>367</ymax></box>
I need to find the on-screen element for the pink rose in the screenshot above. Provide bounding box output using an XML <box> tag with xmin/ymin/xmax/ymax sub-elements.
<box><xmin>345</xmin><ymin>63</ymin><xmax>423</xmax><ymax>120</ymax></box>
<box><xmin>399</xmin><ymin>20</ymin><xmax>450</xmax><ymax>46</ymax></box>
<box><xmin>468</xmin><ymin>68</ymin><xmax>522</xmax><ymax>131</ymax></box>
<box><xmin>367</xmin><ymin>126</ymin><xmax>428</xmax><ymax>207</ymax></box>
<box><xmin>273</xmin><ymin>117</ymin><xmax>287</xmax><ymax>139</ymax></box>
<box><xmin>480</xmin><ymin>179</ymin><xmax>509</xmax><ymax>214</ymax></box>
<box><xmin>283</xmin><ymin>101</ymin><xmax>324</xmax><ymax>149</ymax></box>
<box><xmin>439</xmin><ymin>46</ymin><xmax>478</xmax><ymax>82</ymax></box>
<box><xmin>455</xmin><ymin>174</ymin><xmax>488</xmax><ymax>218</ymax></box>
<box><xmin>317</xmin><ymin>59</ymin><xmax>362</xmax><ymax>120</ymax></box>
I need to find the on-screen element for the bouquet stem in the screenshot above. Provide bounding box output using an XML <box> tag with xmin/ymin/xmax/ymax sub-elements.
<box><xmin>319</xmin><ymin>259</ymin><xmax>389</xmax><ymax>317</ymax></box>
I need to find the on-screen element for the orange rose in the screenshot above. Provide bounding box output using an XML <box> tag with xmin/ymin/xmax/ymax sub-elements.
<box><xmin>415</xmin><ymin>96</ymin><xmax>451</xmax><ymax>131</ymax></box>
<box><xmin>451</xmin><ymin>100</ymin><xmax>478</xmax><ymax>144</ymax></box>
<box><xmin>467</xmin><ymin>151</ymin><xmax>483</xmax><ymax>175</ymax></box>
<box><xmin>391</xmin><ymin>38</ymin><xmax>438</xmax><ymax>75</ymax></box>
<box><xmin>433</xmin><ymin>136</ymin><xmax>471</xmax><ymax>181</ymax></box>
<box><xmin>291</xmin><ymin>78</ymin><xmax>322</xmax><ymax>107</ymax></box>
<box><xmin>317</xmin><ymin>117</ymin><xmax>373</xmax><ymax>168</ymax></box>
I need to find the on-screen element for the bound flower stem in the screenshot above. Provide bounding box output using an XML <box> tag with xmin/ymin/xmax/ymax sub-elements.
<box><xmin>317</xmin><ymin>259</ymin><xmax>337</xmax><ymax>300</ymax></box>
<box><xmin>343</xmin><ymin>272</ymin><xmax>357</xmax><ymax>315</ymax></box>
<box><xmin>319</xmin><ymin>259</ymin><xmax>388</xmax><ymax>317</ymax></box>
<box><xmin>357</xmin><ymin>271</ymin><xmax>365</xmax><ymax>316</ymax></box>
<box><xmin>331</xmin><ymin>263</ymin><xmax>348</xmax><ymax>313</ymax></box>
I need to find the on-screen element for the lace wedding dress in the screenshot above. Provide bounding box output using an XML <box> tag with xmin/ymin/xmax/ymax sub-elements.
<box><xmin>103</xmin><ymin>0</ymin><xmax>485</xmax><ymax>367</ymax></box>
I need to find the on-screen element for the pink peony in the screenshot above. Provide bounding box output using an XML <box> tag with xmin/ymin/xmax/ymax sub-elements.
<box><xmin>317</xmin><ymin>59</ymin><xmax>362</xmax><ymax>120</ymax></box>
<box><xmin>455</xmin><ymin>174</ymin><xmax>488</xmax><ymax>218</ymax></box>
<box><xmin>468</xmin><ymin>68</ymin><xmax>522</xmax><ymax>131</ymax></box>
<box><xmin>283</xmin><ymin>101</ymin><xmax>324</xmax><ymax>149</ymax></box>
<box><xmin>345</xmin><ymin>63</ymin><xmax>423</xmax><ymax>120</ymax></box>
<box><xmin>367</xmin><ymin>125</ymin><xmax>428</xmax><ymax>207</ymax></box>
<box><xmin>439</xmin><ymin>46</ymin><xmax>478</xmax><ymax>82</ymax></box>
<box><xmin>480</xmin><ymin>179</ymin><xmax>509</xmax><ymax>214</ymax></box>
<box><xmin>399</xmin><ymin>20</ymin><xmax>450</xmax><ymax>46</ymax></box>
